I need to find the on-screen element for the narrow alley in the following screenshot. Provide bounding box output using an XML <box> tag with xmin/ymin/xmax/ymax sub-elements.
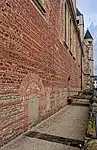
<box><xmin>0</xmin><ymin>100</ymin><xmax>89</xmax><ymax>150</ymax></box>
<box><xmin>0</xmin><ymin>0</ymin><xmax>96</xmax><ymax>149</ymax></box>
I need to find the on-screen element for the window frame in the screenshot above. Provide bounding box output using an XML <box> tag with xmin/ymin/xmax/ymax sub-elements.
<box><xmin>33</xmin><ymin>0</ymin><xmax>46</xmax><ymax>14</ymax></box>
<box><xmin>70</xmin><ymin>17</ymin><xmax>72</xmax><ymax>51</ymax></box>
<box><xmin>64</xmin><ymin>3</ymin><xmax>67</xmax><ymax>41</ymax></box>
<box><xmin>61</xmin><ymin>2</ymin><xmax>67</xmax><ymax>43</ymax></box>
<box><xmin>76</xmin><ymin>19</ymin><xmax>79</xmax><ymax>24</ymax></box>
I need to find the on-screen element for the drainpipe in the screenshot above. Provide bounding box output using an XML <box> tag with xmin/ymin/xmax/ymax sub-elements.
<box><xmin>68</xmin><ymin>76</ymin><xmax>71</xmax><ymax>98</ymax></box>
<box><xmin>67</xmin><ymin>76</ymin><xmax>71</xmax><ymax>104</ymax></box>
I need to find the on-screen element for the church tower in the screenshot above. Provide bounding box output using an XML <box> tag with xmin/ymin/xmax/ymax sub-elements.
<box><xmin>84</xmin><ymin>29</ymin><xmax>94</xmax><ymax>89</ymax></box>
<box><xmin>76</xmin><ymin>8</ymin><xmax>84</xmax><ymax>41</ymax></box>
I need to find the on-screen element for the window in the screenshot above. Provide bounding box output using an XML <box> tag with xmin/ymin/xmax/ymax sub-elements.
<box><xmin>64</xmin><ymin>3</ymin><xmax>67</xmax><ymax>41</ymax></box>
<box><xmin>88</xmin><ymin>41</ymin><xmax>92</xmax><ymax>44</ymax></box>
<box><xmin>61</xmin><ymin>2</ymin><xmax>67</xmax><ymax>42</ymax></box>
<box><xmin>76</xmin><ymin>19</ymin><xmax>79</xmax><ymax>24</ymax></box>
<box><xmin>33</xmin><ymin>0</ymin><xmax>46</xmax><ymax>14</ymax></box>
<box><xmin>70</xmin><ymin>18</ymin><xmax>71</xmax><ymax>50</ymax></box>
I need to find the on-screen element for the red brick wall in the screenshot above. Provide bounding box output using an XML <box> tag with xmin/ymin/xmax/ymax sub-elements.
<box><xmin>0</xmin><ymin>0</ymin><xmax>81</xmax><ymax>146</ymax></box>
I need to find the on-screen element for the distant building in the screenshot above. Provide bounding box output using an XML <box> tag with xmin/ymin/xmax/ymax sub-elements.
<box><xmin>76</xmin><ymin>8</ymin><xmax>94</xmax><ymax>90</ymax></box>
<box><xmin>84</xmin><ymin>30</ymin><xmax>94</xmax><ymax>89</ymax></box>
<box><xmin>76</xmin><ymin>8</ymin><xmax>84</xmax><ymax>41</ymax></box>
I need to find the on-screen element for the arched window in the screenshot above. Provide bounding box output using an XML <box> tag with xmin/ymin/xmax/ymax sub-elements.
<box><xmin>61</xmin><ymin>2</ymin><xmax>67</xmax><ymax>42</ymax></box>
<box><xmin>70</xmin><ymin>17</ymin><xmax>71</xmax><ymax>50</ymax></box>
<box><xmin>64</xmin><ymin>3</ymin><xmax>67</xmax><ymax>41</ymax></box>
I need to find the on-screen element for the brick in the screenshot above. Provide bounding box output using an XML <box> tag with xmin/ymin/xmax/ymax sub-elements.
<box><xmin>0</xmin><ymin>0</ymin><xmax>82</xmax><ymax>146</ymax></box>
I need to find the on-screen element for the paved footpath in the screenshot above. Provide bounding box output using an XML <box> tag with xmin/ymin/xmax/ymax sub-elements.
<box><xmin>0</xmin><ymin>100</ymin><xmax>89</xmax><ymax>150</ymax></box>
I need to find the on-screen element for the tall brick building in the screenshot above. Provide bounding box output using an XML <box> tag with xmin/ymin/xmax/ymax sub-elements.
<box><xmin>0</xmin><ymin>0</ymin><xmax>93</xmax><ymax>146</ymax></box>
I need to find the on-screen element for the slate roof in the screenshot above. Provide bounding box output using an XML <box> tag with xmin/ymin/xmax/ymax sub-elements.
<box><xmin>84</xmin><ymin>30</ymin><xmax>93</xmax><ymax>39</ymax></box>
<box><xmin>76</xmin><ymin>8</ymin><xmax>82</xmax><ymax>16</ymax></box>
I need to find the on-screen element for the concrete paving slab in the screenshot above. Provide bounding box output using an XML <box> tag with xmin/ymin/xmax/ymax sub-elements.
<box><xmin>0</xmin><ymin>103</ymin><xmax>89</xmax><ymax>150</ymax></box>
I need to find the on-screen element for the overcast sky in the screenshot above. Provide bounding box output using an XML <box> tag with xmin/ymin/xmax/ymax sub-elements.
<box><xmin>76</xmin><ymin>0</ymin><xmax>97</xmax><ymax>75</ymax></box>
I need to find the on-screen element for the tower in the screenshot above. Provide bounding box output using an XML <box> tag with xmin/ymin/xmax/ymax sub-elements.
<box><xmin>84</xmin><ymin>29</ymin><xmax>94</xmax><ymax>89</ymax></box>
<box><xmin>76</xmin><ymin>8</ymin><xmax>84</xmax><ymax>41</ymax></box>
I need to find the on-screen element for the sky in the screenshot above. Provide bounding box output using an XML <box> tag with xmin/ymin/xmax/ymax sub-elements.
<box><xmin>76</xmin><ymin>0</ymin><xmax>97</xmax><ymax>75</ymax></box>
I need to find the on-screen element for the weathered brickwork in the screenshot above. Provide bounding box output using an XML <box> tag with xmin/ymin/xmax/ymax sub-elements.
<box><xmin>0</xmin><ymin>0</ymin><xmax>81</xmax><ymax>146</ymax></box>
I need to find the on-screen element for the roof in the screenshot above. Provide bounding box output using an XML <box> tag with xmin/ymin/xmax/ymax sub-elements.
<box><xmin>76</xmin><ymin>8</ymin><xmax>82</xmax><ymax>16</ymax></box>
<box><xmin>84</xmin><ymin>30</ymin><xmax>93</xmax><ymax>39</ymax></box>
